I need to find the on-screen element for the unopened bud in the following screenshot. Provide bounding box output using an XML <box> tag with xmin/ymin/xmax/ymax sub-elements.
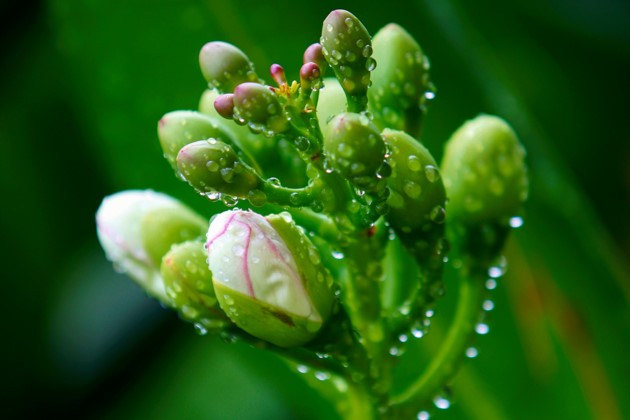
<box><xmin>233</xmin><ymin>82</ymin><xmax>288</xmax><ymax>133</ymax></box>
<box><xmin>382</xmin><ymin>129</ymin><xmax>446</xmax><ymax>231</ymax></box>
<box><xmin>324</xmin><ymin>112</ymin><xmax>386</xmax><ymax>190</ymax></box>
<box><xmin>206</xmin><ymin>210</ymin><xmax>334</xmax><ymax>347</ymax></box>
<box><xmin>368</xmin><ymin>24</ymin><xmax>433</xmax><ymax>136</ymax></box>
<box><xmin>214</xmin><ymin>93</ymin><xmax>235</xmax><ymax>119</ymax></box>
<box><xmin>96</xmin><ymin>190</ymin><xmax>207</xmax><ymax>305</ymax></box>
<box><xmin>158</xmin><ymin>111</ymin><xmax>234</xmax><ymax>172</ymax></box>
<box><xmin>320</xmin><ymin>10</ymin><xmax>374</xmax><ymax>108</ymax></box>
<box><xmin>162</xmin><ymin>240</ymin><xmax>229</xmax><ymax>330</ymax></box>
<box><xmin>199</xmin><ymin>41</ymin><xmax>260</xmax><ymax>93</ymax></box>
<box><xmin>177</xmin><ymin>139</ymin><xmax>262</xmax><ymax>199</ymax></box>
<box><xmin>441</xmin><ymin>115</ymin><xmax>528</xmax><ymax>225</ymax></box>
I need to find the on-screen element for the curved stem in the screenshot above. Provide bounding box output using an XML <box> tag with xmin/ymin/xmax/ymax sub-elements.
<box><xmin>261</xmin><ymin>178</ymin><xmax>321</xmax><ymax>207</ymax></box>
<box><xmin>390</xmin><ymin>263</ymin><xmax>486</xmax><ymax>415</ymax></box>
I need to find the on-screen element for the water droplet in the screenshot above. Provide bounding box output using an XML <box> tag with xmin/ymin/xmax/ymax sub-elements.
<box><xmin>362</xmin><ymin>45</ymin><xmax>373</xmax><ymax>58</ymax></box>
<box><xmin>509</xmin><ymin>216</ymin><xmax>524</xmax><ymax>228</ymax></box>
<box><xmin>365</xmin><ymin>57</ymin><xmax>376</xmax><ymax>71</ymax></box>
<box><xmin>407</xmin><ymin>155</ymin><xmax>422</xmax><ymax>171</ymax></box>
<box><xmin>331</xmin><ymin>250</ymin><xmax>344</xmax><ymax>260</ymax></box>
<box><xmin>221</xmin><ymin>195</ymin><xmax>239</xmax><ymax>207</ymax></box>
<box><xmin>475</xmin><ymin>323</ymin><xmax>490</xmax><ymax>335</ymax></box>
<box><xmin>424</xmin><ymin>165</ymin><xmax>439</xmax><ymax>183</ymax></box>
<box><xmin>433</xmin><ymin>395</ymin><xmax>451</xmax><ymax>410</ymax></box>
<box><xmin>485</xmin><ymin>279</ymin><xmax>497</xmax><ymax>290</ymax></box>
<box><xmin>205</xmin><ymin>191</ymin><xmax>221</xmax><ymax>201</ymax></box>
<box><xmin>424</xmin><ymin>91</ymin><xmax>436</xmax><ymax>100</ymax></box>
<box><xmin>482</xmin><ymin>299</ymin><xmax>495</xmax><ymax>311</ymax></box>
<box><xmin>194</xmin><ymin>323</ymin><xmax>208</xmax><ymax>336</ymax></box>
<box><xmin>425</xmin><ymin>309</ymin><xmax>435</xmax><ymax>318</ymax></box>
<box><xmin>389</xmin><ymin>346</ymin><xmax>401</xmax><ymax>356</ymax></box>
<box><xmin>403</xmin><ymin>181</ymin><xmax>422</xmax><ymax>198</ymax></box>
<box><xmin>464</xmin><ymin>346</ymin><xmax>479</xmax><ymax>358</ymax></box>
<box><xmin>296</xmin><ymin>365</ymin><xmax>309</xmax><ymax>374</ymax></box>
<box><xmin>268</xmin><ymin>177</ymin><xmax>281</xmax><ymax>186</ymax></box>
<box><xmin>326</xmin><ymin>23</ymin><xmax>333</xmax><ymax>32</ymax></box>
<box><xmin>411</xmin><ymin>326</ymin><xmax>424</xmax><ymax>339</ymax></box>
<box><xmin>429</xmin><ymin>206</ymin><xmax>446</xmax><ymax>224</ymax></box>
<box><xmin>398</xmin><ymin>334</ymin><xmax>409</xmax><ymax>343</ymax></box>
<box><xmin>488</xmin><ymin>256</ymin><xmax>507</xmax><ymax>278</ymax></box>
<box><xmin>314</xmin><ymin>371</ymin><xmax>330</xmax><ymax>381</ymax></box>
<box><xmin>417</xmin><ymin>411</ymin><xmax>430</xmax><ymax>420</ymax></box>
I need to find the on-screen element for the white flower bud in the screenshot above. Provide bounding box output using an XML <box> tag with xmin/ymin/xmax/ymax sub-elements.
<box><xmin>206</xmin><ymin>210</ymin><xmax>334</xmax><ymax>347</ymax></box>
<box><xmin>96</xmin><ymin>190</ymin><xmax>207</xmax><ymax>305</ymax></box>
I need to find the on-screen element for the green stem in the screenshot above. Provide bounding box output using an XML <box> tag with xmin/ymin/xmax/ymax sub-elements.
<box><xmin>261</xmin><ymin>178</ymin><xmax>321</xmax><ymax>207</ymax></box>
<box><xmin>390</xmin><ymin>263</ymin><xmax>486</xmax><ymax>415</ymax></box>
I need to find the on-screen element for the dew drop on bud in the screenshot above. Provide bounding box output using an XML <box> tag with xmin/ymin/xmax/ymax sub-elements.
<box><xmin>433</xmin><ymin>395</ymin><xmax>451</xmax><ymax>410</ymax></box>
<box><xmin>194</xmin><ymin>323</ymin><xmax>208</xmax><ymax>336</ymax></box>
<box><xmin>417</xmin><ymin>411</ymin><xmax>430</xmax><ymax>420</ymax></box>
<box><xmin>465</xmin><ymin>347</ymin><xmax>479</xmax><ymax>358</ymax></box>
<box><xmin>475</xmin><ymin>323</ymin><xmax>490</xmax><ymax>335</ymax></box>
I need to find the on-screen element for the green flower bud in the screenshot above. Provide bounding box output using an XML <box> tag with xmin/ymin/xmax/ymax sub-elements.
<box><xmin>320</xmin><ymin>10</ymin><xmax>375</xmax><ymax>110</ymax></box>
<box><xmin>206</xmin><ymin>210</ymin><xmax>334</xmax><ymax>347</ymax></box>
<box><xmin>233</xmin><ymin>82</ymin><xmax>288</xmax><ymax>133</ymax></box>
<box><xmin>158</xmin><ymin>111</ymin><xmax>234</xmax><ymax>172</ymax></box>
<box><xmin>96</xmin><ymin>190</ymin><xmax>207</xmax><ymax>305</ymax></box>
<box><xmin>368</xmin><ymin>24</ymin><xmax>433</xmax><ymax>136</ymax></box>
<box><xmin>162</xmin><ymin>240</ymin><xmax>229</xmax><ymax>331</ymax></box>
<box><xmin>199</xmin><ymin>41</ymin><xmax>260</xmax><ymax>93</ymax></box>
<box><xmin>316</xmin><ymin>77</ymin><xmax>346</xmax><ymax>134</ymax></box>
<box><xmin>383</xmin><ymin>129</ymin><xmax>446</xmax><ymax>231</ymax></box>
<box><xmin>177</xmin><ymin>139</ymin><xmax>262</xmax><ymax>199</ymax></box>
<box><xmin>324</xmin><ymin>112</ymin><xmax>386</xmax><ymax>189</ymax></box>
<box><xmin>441</xmin><ymin>115</ymin><xmax>528</xmax><ymax>225</ymax></box>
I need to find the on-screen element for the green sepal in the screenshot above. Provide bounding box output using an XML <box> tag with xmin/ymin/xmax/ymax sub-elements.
<box><xmin>177</xmin><ymin>139</ymin><xmax>263</xmax><ymax>199</ymax></box>
<box><xmin>383</xmin><ymin>129</ymin><xmax>446</xmax><ymax>231</ymax></box>
<box><xmin>161</xmin><ymin>240</ymin><xmax>229</xmax><ymax>331</ymax></box>
<box><xmin>320</xmin><ymin>10</ymin><xmax>374</xmax><ymax>111</ymax></box>
<box><xmin>266</xmin><ymin>212</ymin><xmax>335</xmax><ymax>323</ymax></box>
<box><xmin>199</xmin><ymin>41</ymin><xmax>261</xmax><ymax>93</ymax></box>
<box><xmin>140</xmin><ymin>206</ymin><xmax>208</xmax><ymax>268</ymax></box>
<box><xmin>441</xmin><ymin>115</ymin><xmax>528</xmax><ymax>225</ymax></box>
<box><xmin>324</xmin><ymin>112</ymin><xmax>386</xmax><ymax>190</ymax></box>
<box><xmin>158</xmin><ymin>110</ymin><xmax>235</xmax><ymax>172</ymax></box>
<box><xmin>368</xmin><ymin>24</ymin><xmax>433</xmax><ymax>137</ymax></box>
<box><xmin>214</xmin><ymin>282</ymin><xmax>322</xmax><ymax>348</ymax></box>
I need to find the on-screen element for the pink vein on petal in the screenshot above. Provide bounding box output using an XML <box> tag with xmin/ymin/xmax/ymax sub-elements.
<box><xmin>242</xmin><ymin>222</ymin><xmax>255</xmax><ymax>298</ymax></box>
<box><xmin>206</xmin><ymin>212</ymin><xmax>237</xmax><ymax>249</ymax></box>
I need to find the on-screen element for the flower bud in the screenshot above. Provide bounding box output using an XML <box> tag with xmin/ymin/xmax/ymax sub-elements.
<box><xmin>213</xmin><ymin>94</ymin><xmax>235</xmax><ymax>119</ymax></box>
<box><xmin>441</xmin><ymin>115</ymin><xmax>528</xmax><ymax>225</ymax></box>
<box><xmin>324</xmin><ymin>112</ymin><xmax>386</xmax><ymax>190</ymax></box>
<box><xmin>199</xmin><ymin>41</ymin><xmax>260</xmax><ymax>93</ymax></box>
<box><xmin>206</xmin><ymin>210</ymin><xmax>334</xmax><ymax>347</ymax></box>
<box><xmin>316</xmin><ymin>77</ymin><xmax>346</xmax><ymax>134</ymax></box>
<box><xmin>96</xmin><ymin>190</ymin><xmax>207</xmax><ymax>304</ymax></box>
<box><xmin>233</xmin><ymin>82</ymin><xmax>288</xmax><ymax>133</ymax></box>
<box><xmin>382</xmin><ymin>129</ymin><xmax>446</xmax><ymax>231</ymax></box>
<box><xmin>158</xmin><ymin>111</ymin><xmax>234</xmax><ymax>172</ymax></box>
<box><xmin>303</xmin><ymin>43</ymin><xmax>326</xmax><ymax>74</ymax></box>
<box><xmin>161</xmin><ymin>240</ymin><xmax>229</xmax><ymax>330</ymax></box>
<box><xmin>368</xmin><ymin>24</ymin><xmax>433</xmax><ymax>136</ymax></box>
<box><xmin>320</xmin><ymin>10</ymin><xmax>374</xmax><ymax>108</ymax></box>
<box><xmin>177</xmin><ymin>139</ymin><xmax>262</xmax><ymax>199</ymax></box>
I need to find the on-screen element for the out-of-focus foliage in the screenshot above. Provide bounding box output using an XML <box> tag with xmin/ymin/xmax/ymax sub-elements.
<box><xmin>1</xmin><ymin>0</ymin><xmax>628</xmax><ymax>418</ymax></box>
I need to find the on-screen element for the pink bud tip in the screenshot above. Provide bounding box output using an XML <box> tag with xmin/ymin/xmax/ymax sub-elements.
<box><xmin>214</xmin><ymin>94</ymin><xmax>235</xmax><ymax>119</ymax></box>
<box><xmin>270</xmin><ymin>64</ymin><xmax>287</xmax><ymax>86</ymax></box>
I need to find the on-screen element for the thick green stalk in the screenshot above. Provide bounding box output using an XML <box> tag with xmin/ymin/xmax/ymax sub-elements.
<box><xmin>390</xmin><ymin>262</ymin><xmax>486</xmax><ymax>416</ymax></box>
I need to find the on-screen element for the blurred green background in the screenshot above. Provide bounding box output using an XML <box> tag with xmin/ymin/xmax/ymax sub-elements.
<box><xmin>1</xmin><ymin>0</ymin><xmax>629</xmax><ymax>418</ymax></box>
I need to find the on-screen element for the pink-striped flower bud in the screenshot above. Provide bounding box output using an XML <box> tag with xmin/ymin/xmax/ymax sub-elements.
<box><xmin>206</xmin><ymin>210</ymin><xmax>334</xmax><ymax>347</ymax></box>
